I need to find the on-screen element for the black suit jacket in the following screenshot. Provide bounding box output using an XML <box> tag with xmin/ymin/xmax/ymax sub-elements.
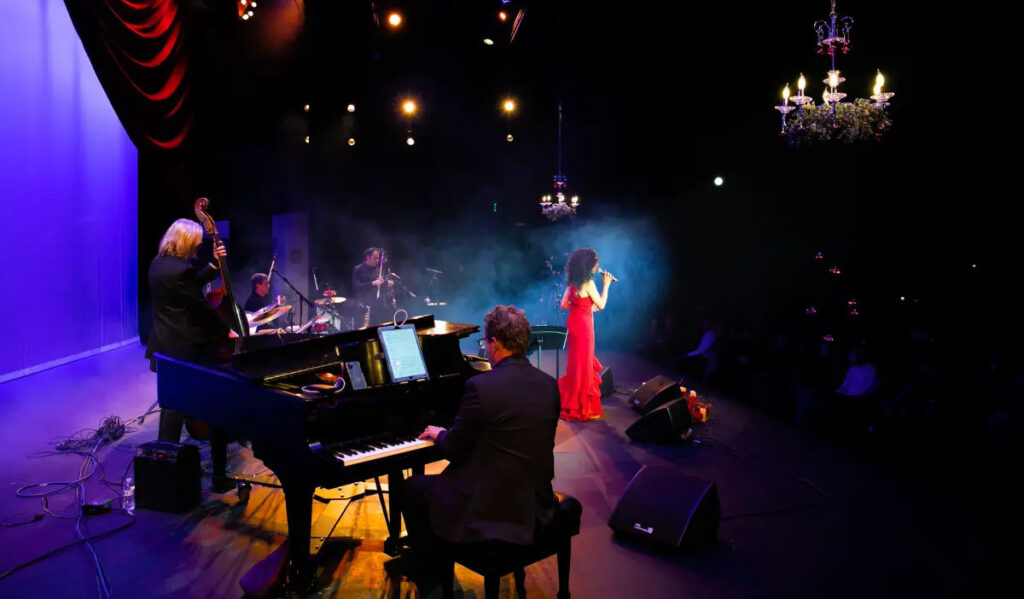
<box><xmin>429</xmin><ymin>355</ymin><xmax>560</xmax><ymax>545</ymax></box>
<box><xmin>352</xmin><ymin>262</ymin><xmax>377</xmax><ymax>305</ymax></box>
<box><xmin>145</xmin><ymin>255</ymin><xmax>230</xmax><ymax>365</ymax></box>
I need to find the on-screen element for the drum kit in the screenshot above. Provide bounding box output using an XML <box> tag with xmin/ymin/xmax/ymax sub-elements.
<box><xmin>245</xmin><ymin>293</ymin><xmax>348</xmax><ymax>335</ymax></box>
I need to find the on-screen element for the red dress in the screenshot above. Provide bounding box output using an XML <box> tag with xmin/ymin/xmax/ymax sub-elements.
<box><xmin>558</xmin><ymin>286</ymin><xmax>603</xmax><ymax>421</ymax></box>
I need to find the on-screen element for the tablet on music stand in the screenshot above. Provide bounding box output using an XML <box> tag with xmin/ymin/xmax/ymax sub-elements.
<box><xmin>377</xmin><ymin>324</ymin><xmax>430</xmax><ymax>383</ymax></box>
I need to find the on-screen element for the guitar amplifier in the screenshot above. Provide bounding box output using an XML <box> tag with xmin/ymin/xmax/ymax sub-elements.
<box><xmin>134</xmin><ymin>441</ymin><xmax>201</xmax><ymax>513</ymax></box>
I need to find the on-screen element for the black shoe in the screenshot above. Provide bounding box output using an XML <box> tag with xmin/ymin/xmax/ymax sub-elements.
<box><xmin>397</xmin><ymin>550</ymin><xmax>441</xmax><ymax>595</ymax></box>
<box><xmin>383</xmin><ymin>554</ymin><xmax>407</xmax><ymax>579</ymax></box>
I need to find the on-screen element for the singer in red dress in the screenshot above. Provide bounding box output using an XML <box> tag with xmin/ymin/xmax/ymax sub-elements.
<box><xmin>558</xmin><ymin>248</ymin><xmax>615</xmax><ymax>421</ymax></box>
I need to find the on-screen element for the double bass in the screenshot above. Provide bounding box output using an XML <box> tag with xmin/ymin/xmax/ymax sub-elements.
<box><xmin>186</xmin><ymin>198</ymin><xmax>247</xmax><ymax>440</ymax></box>
<box><xmin>194</xmin><ymin>198</ymin><xmax>249</xmax><ymax>339</ymax></box>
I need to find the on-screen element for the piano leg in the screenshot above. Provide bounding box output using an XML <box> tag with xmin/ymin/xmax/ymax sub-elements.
<box><xmin>279</xmin><ymin>472</ymin><xmax>316</xmax><ymax>591</ymax></box>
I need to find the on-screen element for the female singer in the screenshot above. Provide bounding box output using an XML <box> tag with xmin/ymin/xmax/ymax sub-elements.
<box><xmin>558</xmin><ymin>248</ymin><xmax>614</xmax><ymax>421</ymax></box>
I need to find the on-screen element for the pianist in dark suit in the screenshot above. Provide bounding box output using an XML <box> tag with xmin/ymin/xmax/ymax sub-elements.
<box><xmin>145</xmin><ymin>218</ymin><xmax>232</xmax><ymax>442</ymax></box>
<box><xmin>403</xmin><ymin>305</ymin><xmax>560</xmax><ymax>587</ymax></box>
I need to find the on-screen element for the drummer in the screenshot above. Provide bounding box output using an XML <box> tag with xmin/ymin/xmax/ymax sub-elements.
<box><xmin>245</xmin><ymin>272</ymin><xmax>290</xmax><ymax>333</ymax></box>
<box><xmin>245</xmin><ymin>273</ymin><xmax>273</xmax><ymax>313</ymax></box>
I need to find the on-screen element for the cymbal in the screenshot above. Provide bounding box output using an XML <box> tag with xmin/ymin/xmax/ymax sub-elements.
<box><xmin>315</xmin><ymin>296</ymin><xmax>347</xmax><ymax>305</ymax></box>
<box><xmin>248</xmin><ymin>304</ymin><xmax>291</xmax><ymax>326</ymax></box>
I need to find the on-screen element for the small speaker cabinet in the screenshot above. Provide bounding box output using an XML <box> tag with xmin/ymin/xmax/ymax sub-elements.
<box><xmin>134</xmin><ymin>441</ymin><xmax>201</xmax><ymax>513</ymax></box>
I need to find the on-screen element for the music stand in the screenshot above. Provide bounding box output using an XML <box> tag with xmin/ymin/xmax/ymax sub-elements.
<box><xmin>527</xmin><ymin>325</ymin><xmax>567</xmax><ymax>377</ymax></box>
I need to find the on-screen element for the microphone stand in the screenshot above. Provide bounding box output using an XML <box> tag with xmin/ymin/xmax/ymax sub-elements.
<box><xmin>390</xmin><ymin>274</ymin><xmax>416</xmax><ymax>299</ymax></box>
<box><xmin>272</xmin><ymin>266</ymin><xmax>320</xmax><ymax>332</ymax></box>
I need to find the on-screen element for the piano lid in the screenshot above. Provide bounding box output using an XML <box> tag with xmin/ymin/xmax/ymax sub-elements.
<box><xmin>228</xmin><ymin>314</ymin><xmax>478</xmax><ymax>383</ymax></box>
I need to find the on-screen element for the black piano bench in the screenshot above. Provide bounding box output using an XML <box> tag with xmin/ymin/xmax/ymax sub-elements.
<box><xmin>441</xmin><ymin>493</ymin><xmax>582</xmax><ymax>599</ymax></box>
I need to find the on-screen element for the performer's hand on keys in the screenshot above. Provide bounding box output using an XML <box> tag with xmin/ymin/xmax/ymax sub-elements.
<box><xmin>419</xmin><ymin>425</ymin><xmax>446</xmax><ymax>441</ymax></box>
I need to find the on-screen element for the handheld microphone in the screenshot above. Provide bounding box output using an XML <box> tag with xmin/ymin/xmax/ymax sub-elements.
<box><xmin>598</xmin><ymin>268</ymin><xmax>619</xmax><ymax>283</ymax></box>
<box><xmin>425</xmin><ymin>268</ymin><xmax>443</xmax><ymax>275</ymax></box>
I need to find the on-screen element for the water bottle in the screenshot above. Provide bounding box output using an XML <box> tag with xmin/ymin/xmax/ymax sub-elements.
<box><xmin>122</xmin><ymin>476</ymin><xmax>135</xmax><ymax>515</ymax></box>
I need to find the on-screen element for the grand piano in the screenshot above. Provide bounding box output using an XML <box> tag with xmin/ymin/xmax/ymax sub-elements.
<box><xmin>155</xmin><ymin>313</ymin><xmax>486</xmax><ymax>588</ymax></box>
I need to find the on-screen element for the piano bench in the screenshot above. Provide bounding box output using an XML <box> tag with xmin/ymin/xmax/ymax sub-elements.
<box><xmin>441</xmin><ymin>492</ymin><xmax>582</xmax><ymax>599</ymax></box>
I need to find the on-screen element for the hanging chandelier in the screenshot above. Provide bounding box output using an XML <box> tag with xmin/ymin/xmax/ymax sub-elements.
<box><xmin>774</xmin><ymin>1</ymin><xmax>894</xmax><ymax>147</ymax></box>
<box><xmin>540</xmin><ymin>102</ymin><xmax>579</xmax><ymax>221</ymax></box>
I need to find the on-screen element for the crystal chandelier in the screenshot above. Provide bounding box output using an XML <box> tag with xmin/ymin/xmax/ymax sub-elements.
<box><xmin>774</xmin><ymin>1</ymin><xmax>894</xmax><ymax>146</ymax></box>
<box><xmin>540</xmin><ymin>102</ymin><xmax>579</xmax><ymax>220</ymax></box>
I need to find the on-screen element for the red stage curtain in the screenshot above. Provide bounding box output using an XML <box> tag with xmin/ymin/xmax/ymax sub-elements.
<box><xmin>64</xmin><ymin>0</ymin><xmax>193</xmax><ymax>150</ymax></box>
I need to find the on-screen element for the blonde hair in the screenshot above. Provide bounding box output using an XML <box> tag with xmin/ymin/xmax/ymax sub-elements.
<box><xmin>158</xmin><ymin>219</ymin><xmax>204</xmax><ymax>259</ymax></box>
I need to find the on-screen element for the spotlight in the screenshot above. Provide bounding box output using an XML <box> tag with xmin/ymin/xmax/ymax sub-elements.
<box><xmin>507</xmin><ymin>134</ymin><xmax>514</xmax><ymax>142</ymax></box>
<box><xmin>387</xmin><ymin>12</ymin><xmax>402</xmax><ymax>28</ymax></box>
<box><xmin>348</xmin><ymin>138</ymin><xmax>356</xmax><ymax>146</ymax></box>
<box><xmin>483</xmin><ymin>38</ymin><xmax>494</xmax><ymax>46</ymax></box>
<box><xmin>406</xmin><ymin>136</ymin><xmax>415</xmax><ymax>146</ymax></box>
<box><xmin>304</xmin><ymin>136</ymin><xmax>310</xmax><ymax>143</ymax></box>
<box><xmin>347</xmin><ymin>104</ymin><xmax>355</xmax><ymax>113</ymax></box>
<box><xmin>713</xmin><ymin>176</ymin><xmax>724</xmax><ymax>186</ymax></box>
<box><xmin>503</xmin><ymin>99</ymin><xmax>516</xmax><ymax>113</ymax></box>
<box><xmin>498</xmin><ymin>11</ymin><xmax>508</xmax><ymax>22</ymax></box>
<box><xmin>402</xmin><ymin>100</ymin><xmax>417</xmax><ymax>115</ymax></box>
<box><xmin>303</xmin><ymin>104</ymin><xmax>309</xmax><ymax>112</ymax></box>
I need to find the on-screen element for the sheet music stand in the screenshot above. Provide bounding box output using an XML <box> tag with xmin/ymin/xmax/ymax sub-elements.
<box><xmin>527</xmin><ymin>325</ymin><xmax>567</xmax><ymax>377</ymax></box>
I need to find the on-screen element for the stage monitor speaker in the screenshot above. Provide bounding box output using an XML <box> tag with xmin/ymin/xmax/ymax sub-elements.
<box><xmin>135</xmin><ymin>441</ymin><xmax>201</xmax><ymax>513</ymax></box>
<box><xmin>628</xmin><ymin>374</ymin><xmax>682</xmax><ymax>414</ymax></box>
<box><xmin>599</xmin><ymin>366</ymin><xmax>614</xmax><ymax>397</ymax></box>
<box><xmin>608</xmin><ymin>465</ymin><xmax>720</xmax><ymax>550</ymax></box>
<box><xmin>626</xmin><ymin>397</ymin><xmax>692</xmax><ymax>444</ymax></box>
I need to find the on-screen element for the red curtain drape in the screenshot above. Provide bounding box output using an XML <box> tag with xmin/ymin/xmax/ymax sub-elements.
<box><xmin>64</xmin><ymin>0</ymin><xmax>193</xmax><ymax>150</ymax></box>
